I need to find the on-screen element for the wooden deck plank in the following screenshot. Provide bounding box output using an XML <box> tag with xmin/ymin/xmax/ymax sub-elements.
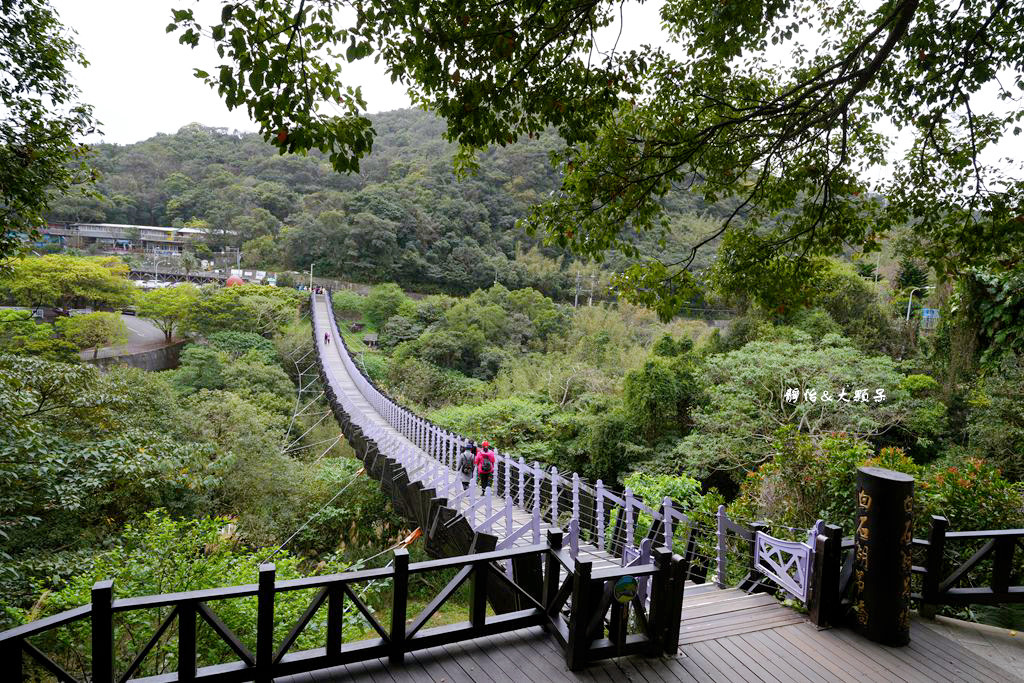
<box><xmin>369</xmin><ymin>656</ymin><xmax>429</xmax><ymax>683</ymax></box>
<box><xmin>681</xmin><ymin>642</ymin><xmax>743</xmax><ymax>682</ymax></box>
<box><xmin>407</xmin><ymin>647</ymin><xmax>460</xmax><ymax>683</ymax></box>
<box><xmin>734</xmin><ymin>630</ymin><xmax>826</xmax><ymax>683</ymax></box>
<box><xmin>909</xmin><ymin>620</ymin><xmax>1016</xmax><ymax>683</ymax></box>
<box><xmin>669</xmin><ymin>655</ymin><xmax>718</xmax><ymax>683</ymax></box>
<box><xmin>619</xmin><ymin>655</ymin><xmax>683</xmax><ymax>683</ymax></box>
<box><xmin>681</xmin><ymin>601</ymin><xmax>792</xmax><ymax>627</ymax></box>
<box><xmin>681</xmin><ymin>595</ymin><xmax>780</xmax><ymax>620</ymax></box>
<box><xmin>692</xmin><ymin>639</ymin><xmax>771</xmax><ymax>683</ymax></box>
<box><xmin>680</xmin><ymin>610</ymin><xmax>807</xmax><ymax>644</ymax></box>
<box><xmin>488</xmin><ymin>629</ymin><xmax>577</xmax><ymax>683</ymax></box>
<box><xmin>827</xmin><ymin>625</ymin><xmax>962</xmax><ymax>683</ymax></box>
<box><xmin>771</xmin><ymin>624</ymin><xmax>895</xmax><ymax>683</ymax></box>
<box><xmin>446</xmin><ymin>639</ymin><xmax>518</xmax><ymax>683</ymax></box>
<box><xmin>902</xmin><ymin>635</ymin><xmax>994</xmax><ymax>683</ymax></box>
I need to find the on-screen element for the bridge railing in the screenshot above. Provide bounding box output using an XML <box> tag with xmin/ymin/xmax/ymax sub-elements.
<box><xmin>1</xmin><ymin>531</ymin><xmax>689</xmax><ymax>680</ymax></box>
<box><xmin>316</xmin><ymin>292</ymin><xmax>830</xmax><ymax>609</ymax></box>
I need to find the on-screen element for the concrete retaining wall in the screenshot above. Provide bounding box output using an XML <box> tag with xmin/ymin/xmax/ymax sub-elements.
<box><xmin>85</xmin><ymin>340</ymin><xmax>187</xmax><ymax>372</ymax></box>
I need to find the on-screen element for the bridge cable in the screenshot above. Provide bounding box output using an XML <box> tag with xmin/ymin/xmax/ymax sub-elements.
<box><xmin>257</xmin><ymin>466</ymin><xmax>366</xmax><ymax>566</ymax></box>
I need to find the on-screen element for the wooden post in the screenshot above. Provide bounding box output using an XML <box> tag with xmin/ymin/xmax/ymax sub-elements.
<box><xmin>390</xmin><ymin>549</ymin><xmax>409</xmax><ymax>664</ymax></box>
<box><xmin>518</xmin><ymin>457</ymin><xmax>526</xmax><ymax>507</ymax></box>
<box><xmin>662</xmin><ymin>497</ymin><xmax>674</xmax><ymax>551</ymax></box>
<box><xmin>485</xmin><ymin>485</ymin><xmax>493</xmax><ymax>532</ymax></box>
<box><xmin>532</xmin><ymin>462</ymin><xmax>542</xmax><ymax>544</ymax></box>
<box><xmin>470</xmin><ymin>557</ymin><xmax>489</xmax><ymax>633</ymax></box>
<box><xmin>179</xmin><ymin>601</ymin><xmax>197</xmax><ymax>682</ymax></box>
<box><xmin>648</xmin><ymin>547</ymin><xmax>671</xmax><ymax>656</ymax></box>
<box><xmin>920</xmin><ymin>515</ymin><xmax>946</xmax><ymax>618</ymax></box>
<box><xmin>993</xmin><ymin>535</ymin><xmax>1015</xmax><ymax>595</ymax></box>
<box><xmin>565</xmin><ymin>558</ymin><xmax>593</xmax><ymax>671</ymax></box>
<box><xmin>499</xmin><ymin>450</ymin><xmax>507</xmax><ymax>499</ymax></box>
<box><xmin>543</xmin><ymin>529</ymin><xmax>564</xmax><ymax>627</ymax></box>
<box><xmin>664</xmin><ymin>553</ymin><xmax>687</xmax><ymax>655</ymax></box>
<box><xmin>747</xmin><ymin>522</ymin><xmax>769</xmax><ymax>591</ymax></box>
<box><xmin>0</xmin><ymin>639</ymin><xmax>21</xmax><ymax>681</ymax></box>
<box><xmin>624</xmin><ymin>488</ymin><xmax>635</xmax><ymax>552</ymax></box>
<box><xmin>90</xmin><ymin>580</ymin><xmax>113</xmax><ymax>683</ymax></box>
<box><xmin>327</xmin><ymin>584</ymin><xmax>343</xmax><ymax>656</ymax></box>
<box><xmin>851</xmin><ymin>467</ymin><xmax>915</xmax><ymax>646</ymax></box>
<box><xmin>256</xmin><ymin>563</ymin><xmax>276</xmax><ymax>683</ymax></box>
<box><xmin>572</xmin><ymin>473</ymin><xmax>581</xmax><ymax>524</ymax></box>
<box><xmin>808</xmin><ymin>524</ymin><xmax>843</xmax><ymax>628</ymax></box>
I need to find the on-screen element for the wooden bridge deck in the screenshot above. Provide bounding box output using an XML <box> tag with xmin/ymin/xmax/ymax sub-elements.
<box><xmin>278</xmin><ymin>584</ymin><xmax>1022</xmax><ymax>683</ymax></box>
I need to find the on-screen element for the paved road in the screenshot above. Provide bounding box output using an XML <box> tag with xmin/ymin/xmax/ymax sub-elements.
<box><xmin>80</xmin><ymin>315</ymin><xmax>172</xmax><ymax>360</ymax></box>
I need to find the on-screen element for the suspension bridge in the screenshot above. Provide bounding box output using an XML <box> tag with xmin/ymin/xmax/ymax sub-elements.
<box><xmin>1</xmin><ymin>291</ymin><xmax>1020</xmax><ymax>682</ymax></box>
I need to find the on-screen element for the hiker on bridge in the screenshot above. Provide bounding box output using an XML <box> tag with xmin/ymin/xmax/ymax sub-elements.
<box><xmin>475</xmin><ymin>440</ymin><xmax>496</xmax><ymax>491</ymax></box>
<box><xmin>324</xmin><ymin>331</ymin><xmax>331</xmax><ymax>344</ymax></box>
<box><xmin>458</xmin><ymin>439</ymin><xmax>477</xmax><ymax>490</ymax></box>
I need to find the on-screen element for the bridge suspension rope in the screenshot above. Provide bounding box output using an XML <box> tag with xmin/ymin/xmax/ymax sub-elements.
<box><xmin>258</xmin><ymin>466</ymin><xmax>366</xmax><ymax>566</ymax></box>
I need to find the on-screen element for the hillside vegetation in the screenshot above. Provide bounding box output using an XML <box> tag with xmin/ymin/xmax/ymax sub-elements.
<box><xmin>48</xmin><ymin>109</ymin><xmax>731</xmax><ymax>301</ymax></box>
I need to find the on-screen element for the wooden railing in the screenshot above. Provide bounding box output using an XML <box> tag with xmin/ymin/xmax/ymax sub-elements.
<box><xmin>0</xmin><ymin>530</ymin><xmax>689</xmax><ymax>681</ymax></box>
<box><xmin>918</xmin><ymin>515</ymin><xmax>1024</xmax><ymax>612</ymax></box>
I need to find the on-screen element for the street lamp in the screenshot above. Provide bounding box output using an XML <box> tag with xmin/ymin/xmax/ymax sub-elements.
<box><xmin>905</xmin><ymin>286</ymin><xmax>931</xmax><ymax>321</ymax></box>
<box><xmin>309</xmin><ymin>262</ymin><xmax>314</xmax><ymax>291</ymax></box>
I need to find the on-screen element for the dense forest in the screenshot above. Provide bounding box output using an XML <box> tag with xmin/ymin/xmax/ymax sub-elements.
<box><xmin>46</xmin><ymin>109</ymin><xmax>731</xmax><ymax>301</ymax></box>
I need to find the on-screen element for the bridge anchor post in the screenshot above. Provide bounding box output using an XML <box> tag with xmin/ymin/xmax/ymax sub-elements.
<box><xmin>850</xmin><ymin>467</ymin><xmax>914</xmax><ymax>646</ymax></box>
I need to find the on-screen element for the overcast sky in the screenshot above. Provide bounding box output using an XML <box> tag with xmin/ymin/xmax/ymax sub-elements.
<box><xmin>51</xmin><ymin>0</ymin><xmax>665</xmax><ymax>145</ymax></box>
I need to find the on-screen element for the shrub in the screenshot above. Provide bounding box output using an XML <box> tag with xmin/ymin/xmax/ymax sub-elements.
<box><xmin>331</xmin><ymin>289</ymin><xmax>365</xmax><ymax>319</ymax></box>
<box><xmin>623</xmin><ymin>354</ymin><xmax>701</xmax><ymax>445</ymax></box>
<box><xmin>363</xmin><ymin>283</ymin><xmax>409</xmax><ymax>327</ymax></box>
<box><xmin>966</xmin><ymin>354</ymin><xmax>1024</xmax><ymax>480</ymax></box>
<box><xmin>206</xmin><ymin>330</ymin><xmax>276</xmax><ymax>358</ymax></box>
<box><xmin>729</xmin><ymin>428</ymin><xmax>918</xmax><ymax>531</ymax></box>
<box><xmin>916</xmin><ymin>457</ymin><xmax>1024</xmax><ymax>532</ymax></box>
<box><xmin>5</xmin><ymin>511</ymin><xmax>372</xmax><ymax>677</ymax></box>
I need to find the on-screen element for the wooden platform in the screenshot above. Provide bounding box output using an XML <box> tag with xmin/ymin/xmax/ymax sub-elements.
<box><xmin>277</xmin><ymin>584</ymin><xmax>1023</xmax><ymax>683</ymax></box>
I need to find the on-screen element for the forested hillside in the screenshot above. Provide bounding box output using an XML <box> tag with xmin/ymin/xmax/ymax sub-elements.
<box><xmin>47</xmin><ymin>108</ymin><xmax>729</xmax><ymax>299</ymax></box>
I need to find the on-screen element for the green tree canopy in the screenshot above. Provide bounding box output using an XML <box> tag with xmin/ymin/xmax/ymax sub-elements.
<box><xmin>363</xmin><ymin>282</ymin><xmax>411</xmax><ymax>328</ymax></box>
<box><xmin>135</xmin><ymin>283</ymin><xmax>199</xmax><ymax>342</ymax></box>
<box><xmin>0</xmin><ymin>255</ymin><xmax>135</xmax><ymax>311</ymax></box>
<box><xmin>0</xmin><ymin>0</ymin><xmax>96</xmax><ymax>267</ymax></box>
<box><xmin>186</xmin><ymin>283</ymin><xmax>303</xmax><ymax>336</ymax></box>
<box><xmin>662</xmin><ymin>335</ymin><xmax>916</xmax><ymax>478</ymax></box>
<box><xmin>55</xmin><ymin>312</ymin><xmax>128</xmax><ymax>359</ymax></box>
<box><xmin>173</xmin><ymin>0</ymin><xmax>1024</xmax><ymax>318</ymax></box>
<box><xmin>0</xmin><ymin>310</ymin><xmax>77</xmax><ymax>361</ymax></box>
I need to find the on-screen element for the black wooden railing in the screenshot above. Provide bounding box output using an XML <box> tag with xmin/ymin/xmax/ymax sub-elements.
<box><xmin>917</xmin><ymin>515</ymin><xmax>1024</xmax><ymax>612</ymax></box>
<box><xmin>0</xmin><ymin>530</ymin><xmax>688</xmax><ymax>681</ymax></box>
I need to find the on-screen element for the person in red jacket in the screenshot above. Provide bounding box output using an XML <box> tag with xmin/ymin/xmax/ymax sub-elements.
<box><xmin>475</xmin><ymin>440</ymin><xmax>496</xmax><ymax>491</ymax></box>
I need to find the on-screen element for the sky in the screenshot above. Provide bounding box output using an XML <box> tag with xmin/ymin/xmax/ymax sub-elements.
<box><xmin>47</xmin><ymin>0</ymin><xmax>1016</xmax><ymax>182</ymax></box>
<box><xmin>51</xmin><ymin>0</ymin><xmax>665</xmax><ymax>145</ymax></box>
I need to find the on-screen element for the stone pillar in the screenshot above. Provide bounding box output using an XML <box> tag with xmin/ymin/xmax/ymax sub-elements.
<box><xmin>851</xmin><ymin>466</ymin><xmax>914</xmax><ymax>646</ymax></box>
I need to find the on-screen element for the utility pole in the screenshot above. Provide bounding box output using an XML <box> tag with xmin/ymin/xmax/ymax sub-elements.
<box><xmin>574</xmin><ymin>271</ymin><xmax>581</xmax><ymax>308</ymax></box>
